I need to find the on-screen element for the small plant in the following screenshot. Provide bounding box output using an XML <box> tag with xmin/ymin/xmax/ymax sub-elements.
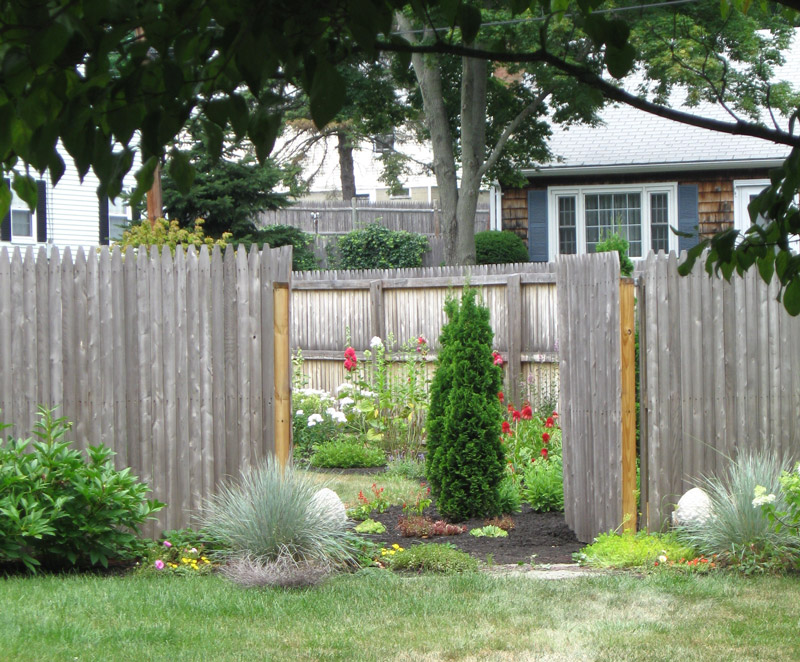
<box><xmin>485</xmin><ymin>515</ymin><xmax>515</xmax><ymax>531</ymax></box>
<box><xmin>0</xmin><ymin>408</ymin><xmax>164</xmax><ymax>572</ymax></box>
<box><xmin>200</xmin><ymin>456</ymin><xmax>355</xmax><ymax>568</ymax></box>
<box><xmin>346</xmin><ymin>483</ymin><xmax>389</xmax><ymax>520</ymax></box>
<box><xmin>354</xmin><ymin>519</ymin><xmax>387</xmax><ymax>534</ymax></box>
<box><xmin>595</xmin><ymin>229</ymin><xmax>634</xmax><ymax>277</ymax></box>
<box><xmin>475</xmin><ymin>230</ymin><xmax>529</xmax><ymax>264</ymax></box>
<box><xmin>469</xmin><ymin>525</ymin><xmax>508</xmax><ymax>538</ymax></box>
<box><xmin>379</xmin><ymin>543</ymin><xmax>405</xmax><ymax>561</ymax></box>
<box><xmin>389</xmin><ymin>543</ymin><xmax>479</xmax><ymax>574</ymax></box>
<box><xmin>309</xmin><ymin>440</ymin><xmax>386</xmax><ymax>469</ymax></box>
<box><xmin>385</xmin><ymin>453</ymin><xmax>426</xmax><ymax>480</ymax></box>
<box><xmin>402</xmin><ymin>483</ymin><xmax>432</xmax><ymax>516</ymax></box>
<box><xmin>575</xmin><ymin>531</ymin><xmax>697</xmax><ymax>569</ymax></box>
<box><xmin>522</xmin><ymin>455</ymin><xmax>564</xmax><ymax>513</ymax></box>
<box><xmin>398</xmin><ymin>515</ymin><xmax>434</xmax><ymax>538</ymax></box>
<box><xmin>292</xmin><ymin>386</ymin><xmax>347</xmax><ymax>464</ymax></box>
<box><xmin>497</xmin><ymin>476</ymin><xmax>522</xmax><ymax>515</ymax></box>
<box><xmin>431</xmin><ymin>521</ymin><xmax>467</xmax><ymax>536</ymax></box>
<box><xmin>144</xmin><ymin>531</ymin><xmax>215</xmax><ymax>575</ymax></box>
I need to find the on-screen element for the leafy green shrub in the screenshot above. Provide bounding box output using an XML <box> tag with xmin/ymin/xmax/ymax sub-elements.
<box><xmin>389</xmin><ymin>543</ymin><xmax>478</xmax><ymax>573</ymax></box>
<box><xmin>0</xmin><ymin>408</ymin><xmax>164</xmax><ymax>572</ymax></box>
<box><xmin>426</xmin><ymin>287</ymin><xmax>505</xmax><ymax>521</ymax></box>
<box><xmin>335</xmin><ymin>223</ymin><xmax>429</xmax><ymax>269</ymax></box>
<box><xmin>309</xmin><ymin>439</ymin><xmax>386</xmax><ymax>469</ymax></box>
<box><xmin>235</xmin><ymin>224</ymin><xmax>318</xmax><ymax>271</ymax></box>
<box><xmin>522</xmin><ymin>455</ymin><xmax>564</xmax><ymax>513</ymax></box>
<box><xmin>385</xmin><ymin>453</ymin><xmax>426</xmax><ymax>480</ymax></box>
<box><xmin>595</xmin><ymin>231</ymin><xmax>634</xmax><ymax>277</ymax></box>
<box><xmin>674</xmin><ymin>451</ymin><xmax>800</xmax><ymax>572</ymax></box>
<box><xmin>292</xmin><ymin>387</ymin><xmax>348</xmax><ymax>464</ymax></box>
<box><xmin>497</xmin><ymin>476</ymin><xmax>522</xmax><ymax>514</ymax></box>
<box><xmin>113</xmin><ymin>217</ymin><xmax>230</xmax><ymax>254</ymax></box>
<box><xmin>475</xmin><ymin>231</ymin><xmax>529</xmax><ymax>265</ymax></box>
<box><xmin>201</xmin><ymin>456</ymin><xmax>354</xmax><ymax>566</ymax></box>
<box><xmin>576</xmin><ymin>531</ymin><xmax>696</xmax><ymax>569</ymax></box>
<box><xmin>756</xmin><ymin>461</ymin><xmax>800</xmax><ymax>536</ymax></box>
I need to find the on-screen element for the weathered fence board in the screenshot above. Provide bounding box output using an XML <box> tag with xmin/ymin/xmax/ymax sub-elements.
<box><xmin>557</xmin><ymin>252</ymin><xmax>623</xmax><ymax>543</ymax></box>
<box><xmin>0</xmin><ymin>245</ymin><xmax>293</xmax><ymax>535</ymax></box>
<box><xmin>291</xmin><ymin>262</ymin><xmax>559</xmax><ymax>408</ymax></box>
<box><xmin>640</xmin><ymin>251</ymin><xmax>800</xmax><ymax>530</ymax></box>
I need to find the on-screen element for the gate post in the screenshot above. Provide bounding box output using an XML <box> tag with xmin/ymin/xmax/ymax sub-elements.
<box><xmin>273</xmin><ymin>282</ymin><xmax>291</xmax><ymax>468</ymax></box>
<box><xmin>620</xmin><ymin>278</ymin><xmax>637</xmax><ymax>532</ymax></box>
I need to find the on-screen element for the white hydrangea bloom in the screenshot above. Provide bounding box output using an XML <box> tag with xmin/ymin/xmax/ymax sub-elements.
<box><xmin>752</xmin><ymin>485</ymin><xmax>776</xmax><ymax>508</ymax></box>
<box><xmin>307</xmin><ymin>413</ymin><xmax>323</xmax><ymax>427</ymax></box>
<box><xmin>330</xmin><ymin>411</ymin><xmax>347</xmax><ymax>424</ymax></box>
<box><xmin>336</xmin><ymin>383</ymin><xmax>354</xmax><ymax>395</ymax></box>
<box><xmin>370</xmin><ymin>336</ymin><xmax>383</xmax><ymax>348</ymax></box>
<box><xmin>295</xmin><ymin>409</ymin><xmax>304</xmax><ymax>417</ymax></box>
<box><xmin>339</xmin><ymin>396</ymin><xmax>355</xmax><ymax>408</ymax></box>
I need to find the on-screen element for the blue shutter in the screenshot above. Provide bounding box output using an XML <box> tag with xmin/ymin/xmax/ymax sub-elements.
<box><xmin>1</xmin><ymin>178</ymin><xmax>9</xmax><ymax>242</ymax></box>
<box><xmin>36</xmin><ymin>180</ymin><xmax>47</xmax><ymax>243</ymax></box>
<box><xmin>98</xmin><ymin>192</ymin><xmax>110</xmax><ymax>245</ymax></box>
<box><xmin>528</xmin><ymin>189</ymin><xmax>548</xmax><ymax>262</ymax></box>
<box><xmin>677</xmin><ymin>184</ymin><xmax>699</xmax><ymax>252</ymax></box>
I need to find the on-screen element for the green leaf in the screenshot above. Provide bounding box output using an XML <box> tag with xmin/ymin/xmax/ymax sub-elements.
<box><xmin>247</xmin><ymin>109</ymin><xmax>280</xmax><ymax>164</ymax></box>
<box><xmin>309</xmin><ymin>61</ymin><xmax>345</xmax><ymax>129</ymax></box>
<box><xmin>12</xmin><ymin>172</ymin><xmax>38</xmax><ymax>210</ymax></box>
<box><xmin>167</xmin><ymin>148</ymin><xmax>195</xmax><ymax>194</ymax></box>
<box><xmin>456</xmin><ymin>4</ymin><xmax>482</xmax><ymax>44</ymax></box>
<box><xmin>784</xmin><ymin>277</ymin><xmax>800</xmax><ymax>316</ymax></box>
<box><xmin>550</xmin><ymin>0</ymin><xmax>570</xmax><ymax>14</ymax></box>
<box><xmin>605</xmin><ymin>43</ymin><xmax>636</xmax><ymax>79</ymax></box>
<box><xmin>0</xmin><ymin>179</ymin><xmax>11</xmax><ymax>219</ymax></box>
<box><xmin>757</xmin><ymin>250</ymin><xmax>775</xmax><ymax>284</ymax></box>
<box><xmin>228</xmin><ymin>94</ymin><xmax>250</xmax><ymax>140</ymax></box>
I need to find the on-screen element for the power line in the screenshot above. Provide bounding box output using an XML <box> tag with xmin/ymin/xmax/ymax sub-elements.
<box><xmin>392</xmin><ymin>0</ymin><xmax>710</xmax><ymax>36</ymax></box>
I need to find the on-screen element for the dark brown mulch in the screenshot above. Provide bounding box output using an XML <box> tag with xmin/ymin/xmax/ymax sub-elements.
<box><xmin>363</xmin><ymin>504</ymin><xmax>583</xmax><ymax>565</ymax></box>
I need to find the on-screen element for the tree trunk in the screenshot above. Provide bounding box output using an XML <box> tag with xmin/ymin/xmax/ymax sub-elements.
<box><xmin>337</xmin><ymin>131</ymin><xmax>356</xmax><ymax>201</ymax></box>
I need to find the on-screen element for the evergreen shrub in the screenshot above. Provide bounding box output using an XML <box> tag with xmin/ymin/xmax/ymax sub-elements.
<box><xmin>425</xmin><ymin>286</ymin><xmax>505</xmax><ymax>520</ymax></box>
<box><xmin>335</xmin><ymin>223</ymin><xmax>429</xmax><ymax>270</ymax></box>
<box><xmin>475</xmin><ymin>231</ymin><xmax>529</xmax><ymax>265</ymax></box>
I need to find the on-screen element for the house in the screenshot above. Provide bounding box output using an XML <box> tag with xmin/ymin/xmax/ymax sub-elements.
<box><xmin>500</xmin><ymin>53</ymin><xmax>799</xmax><ymax>261</ymax></box>
<box><xmin>1</xmin><ymin>145</ymin><xmax>137</xmax><ymax>252</ymax></box>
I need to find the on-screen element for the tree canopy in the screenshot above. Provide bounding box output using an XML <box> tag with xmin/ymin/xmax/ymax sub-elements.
<box><xmin>2</xmin><ymin>0</ymin><xmax>800</xmax><ymax>308</ymax></box>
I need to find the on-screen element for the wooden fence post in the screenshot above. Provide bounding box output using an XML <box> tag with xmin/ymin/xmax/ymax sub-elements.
<box><xmin>506</xmin><ymin>274</ymin><xmax>522</xmax><ymax>406</ymax></box>
<box><xmin>273</xmin><ymin>283</ymin><xmax>291</xmax><ymax>468</ymax></box>
<box><xmin>620</xmin><ymin>278</ymin><xmax>637</xmax><ymax>532</ymax></box>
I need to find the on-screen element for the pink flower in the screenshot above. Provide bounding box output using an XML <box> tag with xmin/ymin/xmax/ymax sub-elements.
<box><xmin>418</xmin><ymin>336</ymin><xmax>427</xmax><ymax>345</ymax></box>
<box><xmin>552</xmin><ymin>411</ymin><xmax>559</xmax><ymax>419</ymax></box>
<box><xmin>507</xmin><ymin>404</ymin><xmax>514</xmax><ymax>413</ymax></box>
<box><xmin>343</xmin><ymin>347</ymin><xmax>358</xmax><ymax>372</ymax></box>
<box><xmin>163</xmin><ymin>540</ymin><xmax>172</xmax><ymax>548</ymax></box>
<box><xmin>154</xmin><ymin>560</ymin><xmax>165</xmax><ymax>570</ymax></box>
<box><xmin>492</xmin><ymin>351</ymin><xmax>504</xmax><ymax>366</ymax></box>
<box><xmin>521</xmin><ymin>405</ymin><xmax>532</xmax><ymax>420</ymax></box>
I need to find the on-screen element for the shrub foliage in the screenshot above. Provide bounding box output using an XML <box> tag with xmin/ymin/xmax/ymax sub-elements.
<box><xmin>335</xmin><ymin>223</ymin><xmax>429</xmax><ymax>270</ymax></box>
<box><xmin>475</xmin><ymin>231</ymin><xmax>529</xmax><ymax>265</ymax></box>
<box><xmin>0</xmin><ymin>408</ymin><xmax>164</xmax><ymax>572</ymax></box>
<box><xmin>425</xmin><ymin>287</ymin><xmax>505</xmax><ymax>520</ymax></box>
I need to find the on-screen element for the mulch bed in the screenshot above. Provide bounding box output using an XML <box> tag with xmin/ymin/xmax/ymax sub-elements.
<box><xmin>363</xmin><ymin>504</ymin><xmax>583</xmax><ymax>565</ymax></box>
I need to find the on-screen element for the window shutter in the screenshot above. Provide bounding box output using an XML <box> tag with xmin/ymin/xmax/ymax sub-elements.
<box><xmin>36</xmin><ymin>180</ymin><xmax>47</xmax><ymax>242</ymax></box>
<box><xmin>98</xmin><ymin>192</ymin><xmax>109</xmax><ymax>245</ymax></box>
<box><xmin>677</xmin><ymin>184</ymin><xmax>699</xmax><ymax>253</ymax></box>
<box><xmin>1</xmin><ymin>178</ymin><xmax>10</xmax><ymax>242</ymax></box>
<box><xmin>527</xmin><ymin>189</ymin><xmax>549</xmax><ymax>262</ymax></box>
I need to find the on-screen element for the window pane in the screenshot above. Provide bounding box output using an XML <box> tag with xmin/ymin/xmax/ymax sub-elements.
<box><xmin>650</xmin><ymin>192</ymin><xmax>669</xmax><ymax>253</ymax></box>
<box><xmin>558</xmin><ymin>196</ymin><xmax>577</xmax><ymax>254</ymax></box>
<box><xmin>109</xmin><ymin>216</ymin><xmax>128</xmax><ymax>241</ymax></box>
<box><xmin>585</xmin><ymin>192</ymin><xmax>642</xmax><ymax>256</ymax></box>
<box><xmin>11</xmin><ymin>210</ymin><xmax>32</xmax><ymax>237</ymax></box>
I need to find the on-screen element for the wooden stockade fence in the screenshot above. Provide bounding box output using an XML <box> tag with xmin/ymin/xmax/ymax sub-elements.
<box><xmin>639</xmin><ymin>251</ymin><xmax>800</xmax><ymax>530</ymax></box>
<box><xmin>557</xmin><ymin>253</ymin><xmax>636</xmax><ymax>543</ymax></box>
<box><xmin>291</xmin><ymin>262</ymin><xmax>559</xmax><ymax>409</ymax></box>
<box><xmin>261</xmin><ymin>200</ymin><xmax>490</xmax><ymax>269</ymax></box>
<box><xmin>0</xmin><ymin>244</ymin><xmax>293</xmax><ymax>535</ymax></box>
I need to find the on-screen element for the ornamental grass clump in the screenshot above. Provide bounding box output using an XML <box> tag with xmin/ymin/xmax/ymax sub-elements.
<box><xmin>426</xmin><ymin>286</ymin><xmax>505</xmax><ymax>521</ymax></box>
<box><xmin>201</xmin><ymin>457</ymin><xmax>355</xmax><ymax>578</ymax></box>
<box><xmin>674</xmin><ymin>450</ymin><xmax>800</xmax><ymax>572</ymax></box>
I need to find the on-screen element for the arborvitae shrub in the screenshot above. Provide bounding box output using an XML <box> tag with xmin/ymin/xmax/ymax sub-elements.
<box><xmin>425</xmin><ymin>286</ymin><xmax>505</xmax><ymax>521</ymax></box>
<box><xmin>335</xmin><ymin>223</ymin><xmax>429</xmax><ymax>269</ymax></box>
<box><xmin>475</xmin><ymin>231</ymin><xmax>529</xmax><ymax>265</ymax></box>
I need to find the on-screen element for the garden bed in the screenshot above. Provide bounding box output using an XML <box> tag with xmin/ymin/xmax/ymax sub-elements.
<box><xmin>364</xmin><ymin>504</ymin><xmax>582</xmax><ymax>565</ymax></box>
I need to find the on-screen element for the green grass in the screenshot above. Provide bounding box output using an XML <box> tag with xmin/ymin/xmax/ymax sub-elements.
<box><xmin>577</xmin><ymin>531</ymin><xmax>697</xmax><ymax>569</ymax></box>
<box><xmin>2</xmin><ymin>571</ymin><xmax>800</xmax><ymax>661</ymax></box>
<box><xmin>300</xmin><ymin>469</ymin><xmax>422</xmax><ymax>509</ymax></box>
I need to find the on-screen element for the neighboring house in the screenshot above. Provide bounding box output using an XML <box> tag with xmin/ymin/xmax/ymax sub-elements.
<box><xmin>1</xmin><ymin>145</ymin><xmax>137</xmax><ymax>252</ymax></box>
<box><xmin>500</xmin><ymin>50</ymin><xmax>799</xmax><ymax>261</ymax></box>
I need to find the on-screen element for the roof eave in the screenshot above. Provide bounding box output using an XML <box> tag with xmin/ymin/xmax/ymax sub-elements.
<box><xmin>520</xmin><ymin>158</ymin><xmax>787</xmax><ymax>179</ymax></box>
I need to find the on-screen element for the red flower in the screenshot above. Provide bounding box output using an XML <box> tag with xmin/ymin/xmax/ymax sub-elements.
<box><xmin>540</xmin><ymin>447</ymin><xmax>549</xmax><ymax>459</ymax></box>
<box><xmin>552</xmin><ymin>411</ymin><xmax>559</xmax><ymax>419</ymax></box>
<box><xmin>501</xmin><ymin>421</ymin><xmax>511</xmax><ymax>434</ymax></box>
<box><xmin>344</xmin><ymin>358</ymin><xmax>355</xmax><ymax>372</ymax></box>
<box><xmin>507</xmin><ymin>404</ymin><xmax>514</xmax><ymax>413</ymax></box>
<box><xmin>498</xmin><ymin>392</ymin><xmax>504</xmax><ymax>403</ymax></box>
<box><xmin>545</xmin><ymin>417</ymin><xmax>554</xmax><ymax>428</ymax></box>
<box><xmin>521</xmin><ymin>405</ymin><xmax>533</xmax><ymax>420</ymax></box>
<box><xmin>542</xmin><ymin>432</ymin><xmax>550</xmax><ymax>444</ymax></box>
<box><xmin>343</xmin><ymin>346</ymin><xmax>358</xmax><ymax>371</ymax></box>
<box><xmin>492</xmin><ymin>351</ymin><xmax>504</xmax><ymax>366</ymax></box>
<box><xmin>418</xmin><ymin>335</ymin><xmax>427</xmax><ymax>345</ymax></box>
<box><xmin>512</xmin><ymin>409</ymin><xmax>521</xmax><ymax>422</ymax></box>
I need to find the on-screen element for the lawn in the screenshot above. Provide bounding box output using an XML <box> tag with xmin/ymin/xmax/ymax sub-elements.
<box><xmin>2</xmin><ymin>571</ymin><xmax>799</xmax><ymax>662</ymax></box>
